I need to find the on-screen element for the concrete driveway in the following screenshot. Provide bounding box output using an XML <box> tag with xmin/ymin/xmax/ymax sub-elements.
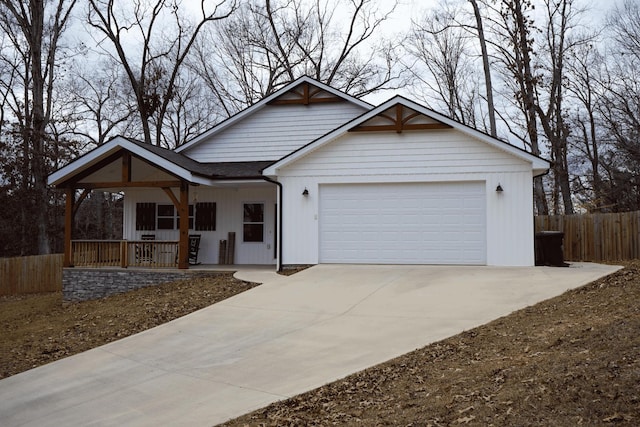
<box><xmin>0</xmin><ymin>263</ymin><xmax>621</xmax><ymax>426</ymax></box>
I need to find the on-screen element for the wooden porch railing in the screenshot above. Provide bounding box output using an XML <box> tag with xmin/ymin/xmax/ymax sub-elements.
<box><xmin>71</xmin><ymin>240</ymin><xmax>179</xmax><ymax>268</ymax></box>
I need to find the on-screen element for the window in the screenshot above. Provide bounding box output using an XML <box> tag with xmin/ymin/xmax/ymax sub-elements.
<box><xmin>157</xmin><ymin>204</ymin><xmax>176</xmax><ymax>229</ymax></box>
<box><xmin>135</xmin><ymin>203</ymin><xmax>195</xmax><ymax>230</ymax></box>
<box><xmin>195</xmin><ymin>202</ymin><xmax>216</xmax><ymax>231</ymax></box>
<box><xmin>136</xmin><ymin>203</ymin><xmax>156</xmax><ymax>230</ymax></box>
<box><xmin>243</xmin><ymin>203</ymin><xmax>264</xmax><ymax>242</ymax></box>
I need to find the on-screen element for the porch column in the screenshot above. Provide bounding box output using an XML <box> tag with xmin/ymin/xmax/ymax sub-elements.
<box><xmin>177</xmin><ymin>181</ymin><xmax>189</xmax><ymax>269</ymax></box>
<box><xmin>64</xmin><ymin>188</ymin><xmax>74</xmax><ymax>267</ymax></box>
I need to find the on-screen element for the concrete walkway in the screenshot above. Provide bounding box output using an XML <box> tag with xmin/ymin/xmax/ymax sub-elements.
<box><xmin>0</xmin><ymin>263</ymin><xmax>621</xmax><ymax>427</ymax></box>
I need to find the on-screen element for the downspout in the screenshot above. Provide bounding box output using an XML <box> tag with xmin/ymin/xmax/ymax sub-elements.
<box><xmin>262</xmin><ymin>176</ymin><xmax>283</xmax><ymax>272</ymax></box>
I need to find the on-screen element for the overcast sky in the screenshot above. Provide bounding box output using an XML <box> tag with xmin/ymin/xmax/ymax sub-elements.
<box><xmin>360</xmin><ymin>0</ymin><xmax>624</xmax><ymax>104</ymax></box>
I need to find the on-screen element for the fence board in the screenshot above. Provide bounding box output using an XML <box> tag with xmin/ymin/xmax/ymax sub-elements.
<box><xmin>0</xmin><ymin>254</ymin><xmax>63</xmax><ymax>296</ymax></box>
<box><xmin>535</xmin><ymin>211</ymin><xmax>640</xmax><ymax>262</ymax></box>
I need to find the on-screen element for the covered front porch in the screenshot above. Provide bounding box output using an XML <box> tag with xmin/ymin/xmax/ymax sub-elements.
<box><xmin>48</xmin><ymin>137</ymin><xmax>280</xmax><ymax>270</ymax></box>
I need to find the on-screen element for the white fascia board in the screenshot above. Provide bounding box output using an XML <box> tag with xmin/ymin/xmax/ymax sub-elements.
<box><xmin>48</xmin><ymin>136</ymin><xmax>209</xmax><ymax>186</ymax></box>
<box><xmin>48</xmin><ymin>137</ymin><xmax>123</xmax><ymax>186</ymax></box>
<box><xmin>395</xmin><ymin>98</ymin><xmax>551</xmax><ymax>173</ymax></box>
<box><xmin>264</xmin><ymin>96</ymin><xmax>550</xmax><ymax>176</ymax></box>
<box><xmin>121</xmin><ymin>141</ymin><xmax>204</xmax><ymax>184</ymax></box>
<box><xmin>210</xmin><ymin>179</ymin><xmax>269</xmax><ymax>187</ymax></box>
<box><xmin>175</xmin><ymin>76</ymin><xmax>372</xmax><ymax>154</ymax></box>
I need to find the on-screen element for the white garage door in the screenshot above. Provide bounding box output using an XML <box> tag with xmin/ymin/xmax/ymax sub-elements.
<box><xmin>319</xmin><ymin>182</ymin><xmax>486</xmax><ymax>264</ymax></box>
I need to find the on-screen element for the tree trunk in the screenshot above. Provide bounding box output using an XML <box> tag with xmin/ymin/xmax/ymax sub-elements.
<box><xmin>29</xmin><ymin>0</ymin><xmax>51</xmax><ymax>253</ymax></box>
<box><xmin>469</xmin><ymin>0</ymin><xmax>497</xmax><ymax>137</ymax></box>
<box><xmin>512</xmin><ymin>0</ymin><xmax>549</xmax><ymax>214</ymax></box>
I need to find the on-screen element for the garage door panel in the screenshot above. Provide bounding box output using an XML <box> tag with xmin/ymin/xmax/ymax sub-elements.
<box><xmin>319</xmin><ymin>182</ymin><xmax>486</xmax><ymax>265</ymax></box>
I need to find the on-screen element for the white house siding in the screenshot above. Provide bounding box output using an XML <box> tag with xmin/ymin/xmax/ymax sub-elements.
<box><xmin>124</xmin><ymin>185</ymin><xmax>277</xmax><ymax>265</ymax></box>
<box><xmin>277</xmin><ymin>130</ymin><xmax>537</xmax><ymax>267</ymax></box>
<box><xmin>181</xmin><ymin>102</ymin><xmax>367</xmax><ymax>162</ymax></box>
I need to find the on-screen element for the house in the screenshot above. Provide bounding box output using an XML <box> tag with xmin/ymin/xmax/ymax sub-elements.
<box><xmin>48</xmin><ymin>76</ymin><xmax>550</xmax><ymax>270</ymax></box>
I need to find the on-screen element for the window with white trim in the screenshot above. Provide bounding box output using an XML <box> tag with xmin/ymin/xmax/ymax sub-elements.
<box><xmin>243</xmin><ymin>203</ymin><xmax>264</xmax><ymax>242</ymax></box>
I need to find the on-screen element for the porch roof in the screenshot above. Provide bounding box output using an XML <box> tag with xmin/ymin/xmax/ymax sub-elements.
<box><xmin>48</xmin><ymin>136</ymin><xmax>275</xmax><ymax>188</ymax></box>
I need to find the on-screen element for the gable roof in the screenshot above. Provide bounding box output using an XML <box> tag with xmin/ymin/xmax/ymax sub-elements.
<box><xmin>263</xmin><ymin>95</ymin><xmax>550</xmax><ymax>177</ymax></box>
<box><xmin>174</xmin><ymin>76</ymin><xmax>373</xmax><ymax>154</ymax></box>
<box><xmin>48</xmin><ymin>136</ymin><xmax>273</xmax><ymax>187</ymax></box>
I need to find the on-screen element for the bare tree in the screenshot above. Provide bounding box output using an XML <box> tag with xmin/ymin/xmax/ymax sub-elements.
<box><xmin>485</xmin><ymin>0</ymin><xmax>548</xmax><ymax>214</ymax></box>
<box><xmin>0</xmin><ymin>0</ymin><xmax>77</xmax><ymax>254</ymax></box>
<box><xmin>608</xmin><ymin>0</ymin><xmax>640</xmax><ymax>62</ymax></box>
<box><xmin>565</xmin><ymin>41</ymin><xmax>607</xmax><ymax>211</ymax></box>
<box><xmin>594</xmin><ymin>0</ymin><xmax>640</xmax><ymax>211</ymax></box>
<box><xmin>65</xmin><ymin>60</ymin><xmax>138</xmax><ymax>146</ymax></box>
<box><xmin>533</xmin><ymin>0</ymin><xmax>594</xmax><ymax>214</ymax></box>
<box><xmin>162</xmin><ymin>67</ymin><xmax>225</xmax><ymax>146</ymax></box>
<box><xmin>192</xmin><ymin>0</ymin><xmax>406</xmax><ymax>112</ymax></box>
<box><xmin>86</xmin><ymin>0</ymin><xmax>237</xmax><ymax>147</ymax></box>
<box><xmin>407</xmin><ymin>3</ymin><xmax>480</xmax><ymax>126</ymax></box>
<box><xmin>468</xmin><ymin>0</ymin><xmax>497</xmax><ymax>136</ymax></box>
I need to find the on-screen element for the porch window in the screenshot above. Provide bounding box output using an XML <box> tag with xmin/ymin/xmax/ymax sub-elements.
<box><xmin>154</xmin><ymin>204</ymin><xmax>196</xmax><ymax>229</ymax></box>
<box><xmin>136</xmin><ymin>203</ymin><xmax>201</xmax><ymax>231</ymax></box>
<box><xmin>157</xmin><ymin>204</ymin><xmax>176</xmax><ymax>229</ymax></box>
<box><xmin>195</xmin><ymin>202</ymin><xmax>216</xmax><ymax>231</ymax></box>
<box><xmin>135</xmin><ymin>203</ymin><xmax>196</xmax><ymax>230</ymax></box>
<box><xmin>243</xmin><ymin>203</ymin><xmax>264</xmax><ymax>242</ymax></box>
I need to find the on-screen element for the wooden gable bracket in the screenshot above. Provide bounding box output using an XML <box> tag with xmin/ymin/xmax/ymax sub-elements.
<box><xmin>349</xmin><ymin>104</ymin><xmax>453</xmax><ymax>133</ymax></box>
<box><xmin>268</xmin><ymin>82</ymin><xmax>342</xmax><ymax>106</ymax></box>
<box><xmin>161</xmin><ymin>183</ymin><xmax>190</xmax><ymax>269</ymax></box>
<box><xmin>122</xmin><ymin>151</ymin><xmax>131</xmax><ymax>183</ymax></box>
<box><xmin>59</xmin><ymin>149</ymin><xmax>182</xmax><ymax>190</ymax></box>
<box><xmin>162</xmin><ymin>187</ymin><xmax>180</xmax><ymax>208</ymax></box>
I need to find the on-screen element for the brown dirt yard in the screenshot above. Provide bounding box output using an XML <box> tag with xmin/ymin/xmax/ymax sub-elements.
<box><xmin>1</xmin><ymin>264</ymin><xmax>639</xmax><ymax>426</ymax></box>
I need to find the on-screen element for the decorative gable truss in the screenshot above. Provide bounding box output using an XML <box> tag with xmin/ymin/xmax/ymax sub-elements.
<box><xmin>264</xmin><ymin>96</ymin><xmax>549</xmax><ymax>178</ymax></box>
<box><xmin>267</xmin><ymin>81</ymin><xmax>344</xmax><ymax>106</ymax></box>
<box><xmin>349</xmin><ymin>103</ymin><xmax>452</xmax><ymax>133</ymax></box>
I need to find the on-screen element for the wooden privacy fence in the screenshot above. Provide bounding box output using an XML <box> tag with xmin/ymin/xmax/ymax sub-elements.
<box><xmin>535</xmin><ymin>211</ymin><xmax>640</xmax><ymax>262</ymax></box>
<box><xmin>0</xmin><ymin>254</ymin><xmax>63</xmax><ymax>296</ymax></box>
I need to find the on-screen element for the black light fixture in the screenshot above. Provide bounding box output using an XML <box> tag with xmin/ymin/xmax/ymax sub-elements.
<box><xmin>496</xmin><ymin>183</ymin><xmax>504</xmax><ymax>193</ymax></box>
<box><xmin>302</xmin><ymin>188</ymin><xmax>309</xmax><ymax>196</ymax></box>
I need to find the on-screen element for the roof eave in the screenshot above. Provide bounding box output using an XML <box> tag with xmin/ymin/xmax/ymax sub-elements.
<box><xmin>175</xmin><ymin>76</ymin><xmax>372</xmax><ymax>154</ymax></box>
<box><xmin>263</xmin><ymin>96</ymin><xmax>552</xmax><ymax>176</ymax></box>
<box><xmin>48</xmin><ymin>137</ymin><xmax>208</xmax><ymax>188</ymax></box>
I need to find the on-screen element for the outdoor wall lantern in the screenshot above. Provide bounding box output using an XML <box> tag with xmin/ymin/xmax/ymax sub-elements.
<box><xmin>302</xmin><ymin>188</ymin><xmax>309</xmax><ymax>197</ymax></box>
<box><xmin>496</xmin><ymin>184</ymin><xmax>504</xmax><ymax>193</ymax></box>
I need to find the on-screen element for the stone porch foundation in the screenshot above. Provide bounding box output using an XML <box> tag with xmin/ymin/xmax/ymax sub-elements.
<box><xmin>62</xmin><ymin>268</ymin><xmax>217</xmax><ymax>302</ymax></box>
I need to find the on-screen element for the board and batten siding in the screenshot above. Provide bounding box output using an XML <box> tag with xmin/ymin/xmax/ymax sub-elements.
<box><xmin>124</xmin><ymin>185</ymin><xmax>277</xmax><ymax>265</ymax></box>
<box><xmin>277</xmin><ymin>130</ymin><xmax>537</xmax><ymax>266</ymax></box>
<box><xmin>182</xmin><ymin>102</ymin><xmax>367</xmax><ymax>162</ymax></box>
<box><xmin>279</xmin><ymin>130</ymin><xmax>531</xmax><ymax>176</ymax></box>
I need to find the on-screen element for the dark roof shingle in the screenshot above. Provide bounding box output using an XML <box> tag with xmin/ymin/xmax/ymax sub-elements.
<box><xmin>124</xmin><ymin>137</ymin><xmax>273</xmax><ymax>179</ymax></box>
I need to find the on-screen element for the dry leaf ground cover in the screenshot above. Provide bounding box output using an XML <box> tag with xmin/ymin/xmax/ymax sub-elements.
<box><xmin>221</xmin><ymin>263</ymin><xmax>640</xmax><ymax>426</ymax></box>
<box><xmin>1</xmin><ymin>264</ymin><xmax>639</xmax><ymax>426</ymax></box>
<box><xmin>0</xmin><ymin>273</ymin><xmax>258</xmax><ymax>379</ymax></box>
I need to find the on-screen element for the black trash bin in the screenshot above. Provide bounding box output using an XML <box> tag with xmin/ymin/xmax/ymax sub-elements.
<box><xmin>535</xmin><ymin>231</ymin><xmax>568</xmax><ymax>267</ymax></box>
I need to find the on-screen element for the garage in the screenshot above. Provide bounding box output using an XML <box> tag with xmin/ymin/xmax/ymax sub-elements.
<box><xmin>319</xmin><ymin>182</ymin><xmax>486</xmax><ymax>264</ymax></box>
